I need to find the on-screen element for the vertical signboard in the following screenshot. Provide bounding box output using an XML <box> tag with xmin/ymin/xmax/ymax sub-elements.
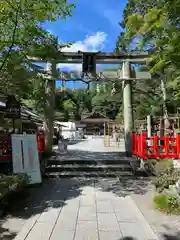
<box><xmin>11</xmin><ymin>134</ymin><xmax>42</xmax><ymax>184</ymax></box>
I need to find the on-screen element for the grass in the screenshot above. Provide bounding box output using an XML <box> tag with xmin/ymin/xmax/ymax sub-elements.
<box><xmin>153</xmin><ymin>193</ymin><xmax>180</xmax><ymax>214</ymax></box>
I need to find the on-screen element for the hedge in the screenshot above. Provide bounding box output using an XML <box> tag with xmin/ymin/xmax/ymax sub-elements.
<box><xmin>0</xmin><ymin>174</ymin><xmax>30</xmax><ymax>210</ymax></box>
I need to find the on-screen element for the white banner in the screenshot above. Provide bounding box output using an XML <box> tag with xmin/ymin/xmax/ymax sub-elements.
<box><xmin>11</xmin><ymin>134</ymin><xmax>42</xmax><ymax>184</ymax></box>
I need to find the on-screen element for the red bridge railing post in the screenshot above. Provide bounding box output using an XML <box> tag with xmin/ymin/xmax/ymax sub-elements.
<box><xmin>176</xmin><ymin>133</ymin><xmax>180</xmax><ymax>159</ymax></box>
<box><xmin>140</xmin><ymin>131</ymin><xmax>147</xmax><ymax>160</ymax></box>
<box><xmin>164</xmin><ymin>135</ymin><xmax>169</xmax><ymax>158</ymax></box>
<box><xmin>153</xmin><ymin>135</ymin><xmax>159</xmax><ymax>158</ymax></box>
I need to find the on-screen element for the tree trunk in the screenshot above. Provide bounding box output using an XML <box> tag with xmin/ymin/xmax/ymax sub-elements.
<box><xmin>160</xmin><ymin>77</ymin><xmax>170</xmax><ymax>133</ymax></box>
<box><xmin>44</xmin><ymin>62</ymin><xmax>56</xmax><ymax>153</ymax></box>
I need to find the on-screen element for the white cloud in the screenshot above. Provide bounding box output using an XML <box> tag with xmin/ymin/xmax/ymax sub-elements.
<box><xmin>58</xmin><ymin>32</ymin><xmax>108</xmax><ymax>71</ymax></box>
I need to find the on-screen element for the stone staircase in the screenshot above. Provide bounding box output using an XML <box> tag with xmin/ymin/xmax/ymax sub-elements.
<box><xmin>45</xmin><ymin>158</ymin><xmax>134</xmax><ymax>178</ymax></box>
<box><xmin>45</xmin><ymin>137</ymin><xmax>135</xmax><ymax>178</ymax></box>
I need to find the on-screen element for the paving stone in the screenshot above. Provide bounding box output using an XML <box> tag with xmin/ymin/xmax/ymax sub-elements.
<box><xmin>50</xmin><ymin>229</ymin><xmax>74</xmax><ymax>240</ymax></box>
<box><xmin>65</xmin><ymin>198</ymin><xmax>80</xmax><ymax>207</ymax></box>
<box><xmin>61</xmin><ymin>201</ymin><xmax>80</xmax><ymax>215</ymax></box>
<box><xmin>112</xmin><ymin>197</ymin><xmax>130</xmax><ymax>211</ymax></box>
<box><xmin>80</xmin><ymin>186</ymin><xmax>95</xmax><ymax>195</ymax></box>
<box><xmin>112</xmin><ymin>197</ymin><xmax>139</xmax><ymax>223</ymax></box>
<box><xmin>78</xmin><ymin>206</ymin><xmax>97</xmax><ymax>221</ymax></box>
<box><xmin>56</xmin><ymin>207</ymin><xmax>78</xmax><ymax>231</ymax></box>
<box><xmin>25</xmin><ymin>222</ymin><xmax>54</xmax><ymax>240</ymax></box>
<box><xmin>37</xmin><ymin>208</ymin><xmax>61</xmax><ymax>224</ymax></box>
<box><xmin>80</xmin><ymin>196</ymin><xmax>96</xmax><ymax>206</ymax></box>
<box><xmin>96</xmin><ymin>200</ymin><xmax>114</xmax><ymax>213</ymax></box>
<box><xmin>75</xmin><ymin>221</ymin><xmax>98</xmax><ymax>240</ymax></box>
<box><xmin>119</xmin><ymin>222</ymin><xmax>158</xmax><ymax>240</ymax></box>
<box><xmin>12</xmin><ymin>138</ymin><xmax>159</xmax><ymax>240</ymax></box>
<box><xmin>74</xmin><ymin>229</ymin><xmax>99</xmax><ymax>240</ymax></box>
<box><xmin>99</xmin><ymin>230</ymin><xmax>122</xmax><ymax>240</ymax></box>
<box><xmin>14</xmin><ymin>214</ymin><xmax>41</xmax><ymax>240</ymax></box>
<box><xmin>96</xmin><ymin>191</ymin><xmax>115</xmax><ymax>201</ymax></box>
<box><xmin>76</xmin><ymin>220</ymin><xmax>98</xmax><ymax>230</ymax></box>
<box><xmin>55</xmin><ymin>213</ymin><xmax>77</xmax><ymax>231</ymax></box>
<box><xmin>60</xmin><ymin>207</ymin><xmax>79</xmax><ymax>216</ymax></box>
<box><xmin>97</xmin><ymin>213</ymin><xmax>120</xmax><ymax>232</ymax></box>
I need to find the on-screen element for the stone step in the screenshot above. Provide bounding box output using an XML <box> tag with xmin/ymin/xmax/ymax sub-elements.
<box><xmin>45</xmin><ymin>164</ymin><xmax>132</xmax><ymax>173</ymax></box>
<box><xmin>47</xmin><ymin>159</ymin><xmax>130</xmax><ymax>165</ymax></box>
<box><xmin>45</xmin><ymin>170</ymin><xmax>133</xmax><ymax>178</ymax></box>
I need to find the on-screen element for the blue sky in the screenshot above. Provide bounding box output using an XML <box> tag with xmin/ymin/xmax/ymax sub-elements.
<box><xmin>43</xmin><ymin>0</ymin><xmax>127</xmax><ymax>88</ymax></box>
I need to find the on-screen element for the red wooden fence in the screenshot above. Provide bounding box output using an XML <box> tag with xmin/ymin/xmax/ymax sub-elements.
<box><xmin>132</xmin><ymin>131</ymin><xmax>180</xmax><ymax>160</ymax></box>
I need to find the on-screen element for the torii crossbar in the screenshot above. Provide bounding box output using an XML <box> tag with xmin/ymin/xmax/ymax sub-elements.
<box><xmin>29</xmin><ymin>51</ymin><xmax>151</xmax><ymax>156</ymax></box>
<box><xmin>28</xmin><ymin>51</ymin><xmax>150</xmax><ymax>64</ymax></box>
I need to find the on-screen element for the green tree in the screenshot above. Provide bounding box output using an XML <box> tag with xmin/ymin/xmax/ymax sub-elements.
<box><xmin>116</xmin><ymin>0</ymin><xmax>180</xmax><ymax>122</ymax></box>
<box><xmin>0</xmin><ymin>0</ymin><xmax>75</xmax><ymax>152</ymax></box>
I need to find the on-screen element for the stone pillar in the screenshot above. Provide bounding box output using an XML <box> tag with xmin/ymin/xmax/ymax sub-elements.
<box><xmin>44</xmin><ymin>61</ymin><xmax>56</xmax><ymax>153</ymax></box>
<box><xmin>147</xmin><ymin>115</ymin><xmax>152</xmax><ymax>146</ymax></box>
<box><xmin>122</xmin><ymin>61</ymin><xmax>134</xmax><ymax>156</ymax></box>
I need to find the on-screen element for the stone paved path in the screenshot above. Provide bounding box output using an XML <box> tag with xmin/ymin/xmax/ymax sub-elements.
<box><xmin>14</xmin><ymin>178</ymin><xmax>158</xmax><ymax>240</ymax></box>
<box><xmin>11</xmin><ymin>138</ymin><xmax>159</xmax><ymax>240</ymax></box>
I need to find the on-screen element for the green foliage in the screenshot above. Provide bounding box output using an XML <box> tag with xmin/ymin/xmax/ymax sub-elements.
<box><xmin>153</xmin><ymin>193</ymin><xmax>180</xmax><ymax>214</ymax></box>
<box><xmin>147</xmin><ymin>158</ymin><xmax>173</xmax><ymax>176</ymax></box>
<box><xmin>0</xmin><ymin>0</ymin><xmax>75</xmax><ymax>98</ymax></box>
<box><xmin>0</xmin><ymin>173</ymin><xmax>30</xmax><ymax>207</ymax></box>
<box><xmin>116</xmin><ymin>0</ymin><xmax>180</xmax><ymax>119</ymax></box>
<box><xmin>153</xmin><ymin>167</ymin><xmax>180</xmax><ymax>192</ymax></box>
<box><xmin>52</xmin><ymin>84</ymin><xmax>123</xmax><ymax>122</ymax></box>
<box><xmin>153</xmin><ymin>158</ymin><xmax>173</xmax><ymax>175</ymax></box>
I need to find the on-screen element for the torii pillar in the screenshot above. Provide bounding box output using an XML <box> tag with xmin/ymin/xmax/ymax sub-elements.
<box><xmin>122</xmin><ymin>61</ymin><xmax>134</xmax><ymax>156</ymax></box>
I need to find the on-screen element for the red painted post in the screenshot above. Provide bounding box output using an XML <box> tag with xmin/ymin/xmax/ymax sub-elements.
<box><xmin>137</xmin><ymin>135</ymin><xmax>140</xmax><ymax>156</ymax></box>
<box><xmin>139</xmin><ymin>132</ymin><xmax>142</xmax><ymax>158</ymax></box>
<box><xmin>140</xmin><ymin>131</ymin><xmax>147</xmax><ymax>160</ymax></box>
<box><xmin>176</xmin><ymin>133</ymin><xmax>180</xmax><ymax>159</ymax></box>
<box><xmin>37</xmin><ymin>133</ymin><xmax>45</xmax><ymax>153</ymax></box>
<box><xmin>153</xmin><ymin>135</ymin><xmax>159</xmax><ymax>158</ymax></box>
<box><xmin>164</xmin><ymin>135</ymin><xmax>169</xmax><ymax>158</ymax></box>
<box><xmin>142</xmin><ymin>131</ymin><xmax>147</xmax><ymax>160</ymax></box>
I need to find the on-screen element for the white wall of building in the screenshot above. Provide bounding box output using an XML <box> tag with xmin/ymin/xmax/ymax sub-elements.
<box><xmin>60</xmin><ymin>121</ymin><xmax>81</xmax><ymax>140</ymax></box>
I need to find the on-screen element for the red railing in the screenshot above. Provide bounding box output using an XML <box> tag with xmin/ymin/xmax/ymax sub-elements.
<box><xmin>0</xmin><ymin>133</ymin><xmax>45</xmax><ymax>162</ymax></box>
<box><xmin>132</xmin><ymin>131</ymin><xmax>180</xmax><ymax>160</ymax></box>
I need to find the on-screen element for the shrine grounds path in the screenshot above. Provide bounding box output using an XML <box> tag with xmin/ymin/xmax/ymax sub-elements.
<box><xmin>1</xmin><ymin>137</ymin><xmax>180</xmax><ymax>240</ymax></box>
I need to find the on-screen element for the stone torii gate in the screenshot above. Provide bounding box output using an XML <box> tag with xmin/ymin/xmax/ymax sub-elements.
<box><xmin>29</xmin><ymin>51</ymin><xmax>150</xmax><ymax>156</ymax></box>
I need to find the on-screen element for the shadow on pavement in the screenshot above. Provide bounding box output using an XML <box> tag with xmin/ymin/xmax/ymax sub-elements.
<box><xmin>119</xmin><ymin>238</ymin><xmax>136</xmax><ymax>240</ymax></box>
<box><xmin>0</xmin><ymin>146</ymin><xmax>152</xmax><ymax>239</ymax></box>
<box><xmin>0</xmin><ymin>175</ymin><xmax>174</xmax><ymax>240</ymax></box>
<box><xmin>163</xmin><ymin>232</ymin><xmax>180</xmax><ymax>240</ymax></box>
<box><xmin>1</xmin><ymin>176</ymin><xmax>151</xmax><ymax>225</ymax></box>
<box><xmin>161</xmin><ymin>225</ymin><xmax>180</xmax><ymax>240</ymax></box>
